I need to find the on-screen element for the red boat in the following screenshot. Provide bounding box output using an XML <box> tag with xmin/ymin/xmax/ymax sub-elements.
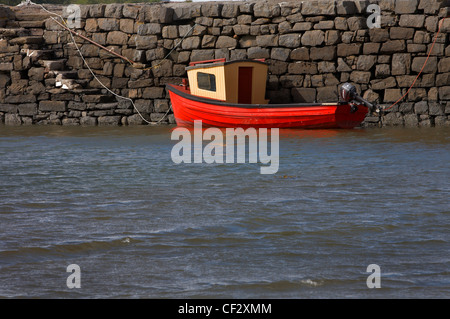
<box><xmin>167</xmin><ymin>59</ymin><xmax>373</xmax><ymax>129</ymax></box>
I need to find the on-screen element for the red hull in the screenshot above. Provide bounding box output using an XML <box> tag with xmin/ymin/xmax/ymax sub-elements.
<box><xmin>167</xmin><ymin>84</ymin><xmax>368</xmax><ymax>129</ymax></box>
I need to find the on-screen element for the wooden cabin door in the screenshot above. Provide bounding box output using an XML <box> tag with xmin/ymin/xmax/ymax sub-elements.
<box><xmin>238</xmin><ymin>67</ymin><xmax>253</xmax><ymax>104</ymax></box>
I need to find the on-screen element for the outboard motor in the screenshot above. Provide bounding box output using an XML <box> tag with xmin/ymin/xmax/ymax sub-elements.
<box><xmin>340</xmin><ymin>83</ymin><xmax>376</xmax><ymax>112</ymax></box>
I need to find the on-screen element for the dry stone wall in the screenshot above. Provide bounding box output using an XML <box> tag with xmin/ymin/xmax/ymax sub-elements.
<box><xmin>0</xmin><ymin>0</ymin><xmax>449</xmax><ymax>127</ymax></box>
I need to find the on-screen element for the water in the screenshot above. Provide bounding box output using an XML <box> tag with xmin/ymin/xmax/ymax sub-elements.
<box><xmin>0</xmin><ymin>125</ymin><xmax>449</xmax><ymax>299</ymax></box>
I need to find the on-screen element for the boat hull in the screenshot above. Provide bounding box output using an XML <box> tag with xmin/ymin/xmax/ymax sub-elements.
<box><xmin>167</xmin><ymin>84</ymin><xmax>368</xmax><ymax>129</ymax></box>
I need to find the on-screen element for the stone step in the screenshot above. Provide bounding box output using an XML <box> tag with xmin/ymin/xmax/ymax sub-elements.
<box><xmin>0</xmin><ymin>28</ymin><xmax>29</xmax><ymax>38</ymax></box>
<box><xmin>20</xmin><ymin>49</ymin><xmax>55</xmax><ymax>62</ymax></box>
<box><xmin>39</xmin><ymin>59</ymin><xmax>67</xmax><ymax>72</ymax></box>
<box><xmin>18</xmin><ymin>20</ymin><xmax>46</xmax><ymax>28</ymax></box>
<box><xmin>9</xmin><ymin>36</ymin><xmax>44</xmax><ymax>45</ymax></box>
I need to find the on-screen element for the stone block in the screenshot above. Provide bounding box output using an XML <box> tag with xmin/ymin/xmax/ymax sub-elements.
<box><xmin>106</xmin><ymin>31</ymin><xmax>128</xmax><ymax>45</ymax></box>
<box><xmin>162</xmin><ymin>26</ymin><xmax>179</xmax><ymax>39</ymax></box>
<box><xmin>138</xmin><ymin>23</ymin><xmax>162</xmax><ymax>35</ymax></box>
<box><xmin>222</xmin><ymin>4</ymin><xmax>239</xmax><ymax>18</ymax></box>
<box><xmin>253</xmin><ymin>3</ymin><xmax>281</xmax><ymax>18</ymax></box>
<box><xmin>98</xmin><ymin>116</ymin><xmax>121</xmax><ymax>126</ymax></box>
<box><xmin>347</xmin><ymin>17</ymin><xmax>366</xmax><ymax>31</ymax></box>
<box><xmin>429</xmin><ymin>102</ymin><xmax>444</xmax><ymax>115</ymax></box>
<box><xmin>256</xmin><ymin>34</ymin><xmax>278</xmax><ymax>47</ymax></box>
<box><xmin>382</xmin><ymin>112</ymin><xmax>404</xmax><ymax>126</ymax></box>
<box><xmin>369</xmin><ymin>28</ymin><xmax>389</xmax><ymax>42</ymax></box>
<box><xmin>89</xmin><ymin>4</ymin><xmax>106</xmax><ymax>18</ymax></box>
<box><xmin>97</xmin><ymin>18</ymin><xmax>119</xmax><ymax>31</ymax></box>
<box><xmin>337</xmin><ymin>1</ymin><xmax>357</xmax><ymax>15</ymax></box>
<box><xmin>288</xmin><ymin>62</ymin><xmax>317</xmax><ymax>74</ymax></box>
<box><xmin>301</xmin><ymin>30</ymin><xmax>324</xmax><ymax>46</ymax></box>
<box><xmin>439</xmin><ymin>87</ymin><xmax>450</xmax><ymax>100</ymax></box>
<box><xmin>380</xmin><ymin>40</ymin><xmax>406</xmax><ymax>54</ymax></box>
<box><xmin>317</xmin><ymin>86</ymin><xmax>338</xmax><ymax>102</ymax></box>
<box><xmin>191</xmin><ymin>49</ymin><xmax>215</xmax><ymax>62</ymax></box>
<box><xmin>391</xmin><ymin>53</ymin><xmax>411</xmax><ymax>75</ymax></box>
<box><xmin>271</xmin><ymin>48</ymin><xmax>291</xmax><ymax>61</ymax></box>
<box><xmin>154</xmin><ymin>99</ymin><xmax>170</xmax><ymax>113</ymax></box>
<box><xmin>395</xmin><ymin>0</ymin><xmax>418</xmax><ymax>14</ymax></box>
<box><xmin>279</xmin><ymin>34</ymin><xmax>301</xmax><ymax>48</ymax></box>
<box><xmin>414</xmin><ymin>101</ymin><xmax>429</xmax><ymax>114</ymax></box>
<box><xmin>79</xmin><ymin>116</ymin><xmax>97</xmax><ymax>126</ymax></box>
<box><xmin>418</xmin><ymin>0</ymin><xmax>445</xmax><ymax>14</ymax></box>
<box><xmin>123</xmin><ymin>5</ymin><xmax>140</xmax><ymax>19</ymax></box>
<box><xmin>182</xmin><ymin>37</ymin><xmax>201</xmax><ymax>50</ymax></box>
<box><xmin>135</xmin><ymin>35</ymin><xmax>158</xmax><ymax>50</ymax></box>
<box><xmin>215</xmin><ymin>36</ymin><xmax>237</xmax><ymax>49</ymax></box>
<box><xmin>436</xmin><ymin>73</ymin><xmax>450</xmax><ymax>86</ymax></box>
<box><xmin>39</xmin><ymin>101</ymin><xmax>66</xmax><ymax>112</ymax></box>
<box><xmin>302</xmin><ymin>1</ymin><xmax>336</xmax><ymax>16</ymax></box>
<box><xmin>350</xmin><ymin>71</ymin><xmax>371</xmax><ymax>84</ymax></box>
<box><xmin>127</xmin><ymin>114</ymin><xmax>145</xmax><ymax>125</ymax></box>
<box><xmin>290</xmin><ymin>47</ymin><xmax>309</xmax><ymax>60</ymax></box>
<box><xmin>438</xmin><ymin>58</ymin><xmax>450</xmax><ymax>73</ymax></box>
<box><xmin>247</xmin><ymin>47</ymin><xmax>270</xmax><ymax>59</ymax></box>
<box><xmin>17</xmin><ymin>103</ymin><xmax>37</xmax><ymax>116</ymax></box>
<box><xmin>293</xmin><ymin>22</ymin><xmax>313</xmax><ymax>31</ymax></box>
<box><xmin>291</xmin><ymin>88</ymin><xmax>316</xmax><ymax>103</ymax></box>
<box><xmin>143</xmin><ymin>87</ymin><xmax>165</xmax><ymax>99</ymax></box>
<box><xmin>314</xmin><ymin>20</ymin><xmax>334</xmax><ymax>30</ymax></box>
<box><xmin>399</xmin><ymin>15</ymin><xmax>425</xmax><ymax>28</ymax></box>
<box><xmin>310</xmin><ymin>46</ymin><xmax>336</xmax><ymax>61</ymax></box>
<box><xmin>411</xmin><ymin>57</ymin><xmax>437</xmax><ymax>73</ymax></box>
<box><xmin>104</xmin><ymin>4</ymin><xmax>123</xmax><ymax>18</ymax></box>
<box><xmin>5</xmin><ymin>114</ymin><xmax>22</xmax><ymax>126</ymax></box>
<box><xmin>144</xmin><ymin>5</ymin><xmax>173</xmax><ymax>23</ymax></box>
<box><xmin>390</xmin><ymin>27</ymin><xmax>415</xmax><ymax>40</ymax></box>
<box><xmin>363</xmin><ymin>43</ymin><xmax>380</xmax><ymax>55</ymax></box>
<box><xmin>0</xmin><ymin>63</ymin><xmax>13</xmax><ymax>72</ymax></box>
<box><xmin>337</xmin><ymin>43</ymin><xmax>361</xmax><ymax>56</ymax></box>
<box><xmin>356</xmin><ymin>55</ymin><xmax>377</xmax><ymax>71</ymax></box>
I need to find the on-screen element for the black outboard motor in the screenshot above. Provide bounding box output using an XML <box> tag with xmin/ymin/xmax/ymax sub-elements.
<box><xmin>340</xmin><ymin>83</ymin><xmax>377</xmax><ymax>112</ymax></box>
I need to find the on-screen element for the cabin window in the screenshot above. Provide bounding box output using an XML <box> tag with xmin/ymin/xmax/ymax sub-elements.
<box><xmin>197</xmin><ymin>72</ymin><xmax>216</xmax><ymax>92</ymax></box>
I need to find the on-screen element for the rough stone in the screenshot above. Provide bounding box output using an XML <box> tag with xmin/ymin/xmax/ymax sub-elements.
<box><xmin>301</xmin><ymin>30</ymin><xmax>324</xmax><ymax>46</ymax></box>
<box><xmin>39</xmin><ymin>101</ymin><xmax>67</xmax><ymax>112</ymax></box>
<box><xmin>291</xmin><ymin>88</ymin><xmax>316</xmax><ymax>103</ymax></box>
<box><xmin>215</xmin><ymin>36</ymin><xmax>237</xmax><ymax>49</ymax></box>
<box><xmin>399</xmin><ymin>15</ymin><xmax>425</xmax><ymax>28</ymax></box>
<box><xmin>414</xmin><ymin>101</ymin><xmax>429</xmax><ymax>114</ymax></box>
<box><xmin>107</xmin><ymin>31</ymin><xmax>128</xmax><ymax>45</ymax></box>
<box><xmin>97</xmin><ymin>18</ymin><xmax>119</xmax><ymax>31</ymax></box>
<box><xmin>98</xmin><ymin>116</ymin><xmax>121</xmax><ymax>126</ymax></box>
<box><xmin>356</xmin><ymin>55</ymin><xmax>377</xmax><ymax>71</ymax></box>
<box><xmin>253</xmin><ymin>3</ymin><xmax>281</xmax><ymax>18</ymax></box>
<box><xmin>5</xmin><ymin>114</ymin><xmax>22</xmax><ymax>126</ymax></box>
<box><xmin>256</xmin><ymin>35</ymin><xmax>278</xmax><ymax>47</ymax></box>
<box><xmin>290</xmin><ymin>47</ymin><xmax>309</xmax><ymax>60</ymax></box>
<box><xmin>302</xmin><ymin>1</ymin><xmax>336</xmax><ymax>16</ymax></box>
<box><xmin>279</xmin><ymin>34</ymin><xmax>301</xmax><ymax>48</ymax></box>
<box><xmin>411</xmin><ymin>57</ymin><xmax>437</xmax><ymax>73</ymax></box>
<box><xmin>288</xmin><ymin>62</ymin><xmax>317</xmax><ymax>74</ymax></box>
<box><xmin>310</xmin><ymin>46</ymin><xmax>336</xmax><ymax>61</ymax></box>
<box><xmin>390</xmin><ymin>27</ymin><xmax>415</xmax><ymax>40</ymax></box>
<box><xmin>395</xmin><ymin>0</ymin><xmax>418</xmax><ymax>14</ymax></box>
<box><xmin>337</xmin><ymin>43</ymin><xmax>361</xmax><ymax>56</ymax></box>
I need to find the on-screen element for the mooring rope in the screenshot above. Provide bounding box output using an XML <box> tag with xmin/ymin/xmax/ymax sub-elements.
<box><xmin>22</xmin><ymin>1</ymin><xmax>196</xmax><ymax>125</ymax></box>
<box><xmin>383</xmin><ymin>16</ymin><xmax>448</xmax><ymax>112</ymax></box>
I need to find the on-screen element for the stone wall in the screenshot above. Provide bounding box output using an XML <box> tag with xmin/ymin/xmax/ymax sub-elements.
<box><xmin>0</xmin><ymin>0</ymin><xmax>449</xmax><ymax>127</ymax></box>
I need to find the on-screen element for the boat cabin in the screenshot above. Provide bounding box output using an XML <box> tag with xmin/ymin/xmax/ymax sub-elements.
<box><xmin>185</xmin><ymin>59</ymin><xmax>269</xmax><ymax>105</ymax></box>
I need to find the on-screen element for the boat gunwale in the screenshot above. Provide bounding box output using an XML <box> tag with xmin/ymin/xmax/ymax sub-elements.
<box><xmin>166</xmin><ymin>84</ymin><xmax>348</xmax><ymax>109</ymax></box>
